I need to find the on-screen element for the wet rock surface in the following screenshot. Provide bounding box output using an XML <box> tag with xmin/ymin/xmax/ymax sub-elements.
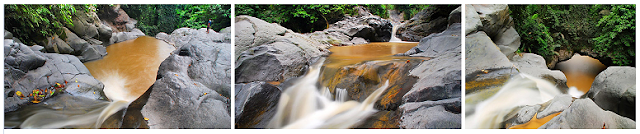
<box><xmin>139</xmin><ymin>28</ymin><xmax>231</xmax><ymax>128</ymax></box>
<box><xmin>235</xmin><ymin>15</ymin><xmax>329</xmax><ymax>83</ymax></box>
<box><xmin>234</xmin><ymin>82</ymin><xmax>281</xmax><ymax>128</ymax></box>
<box><xmin>396</xmin><ymin>5</ymin><xmax>457</xmax><ymax>42</ymax></box>
<box><xmin>4</xmin><ymin>37</ymin><xmax>106</xmax><ymax>113</ymax></box>
<box><xmin>540</xmin><ymin>98</ymin><xmax>635</xmax><ymax>129</ymax></box>
<box><xmin>586</xmin><ymin>67</ymin><xmax>636</xmax><ymax>120</ymax></box>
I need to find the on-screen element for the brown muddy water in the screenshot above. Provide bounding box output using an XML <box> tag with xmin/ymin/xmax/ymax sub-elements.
<box><xmin>324</xmin><ymin>42</ymin><xmax>419</xmax><ymax>68</ymax></box>
<box><xmin>556</xmin><ymin>54</ymin><xmax>607</xmax><ymax>94</ymax></box>
<box><xmin>84</xmin><ymin>36</ymin><xmax>175</xmax><ymax>102</ymax></box>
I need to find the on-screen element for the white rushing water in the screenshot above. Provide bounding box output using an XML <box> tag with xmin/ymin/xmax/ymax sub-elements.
<box><xmin>14</xmin><ymin>72</ymin><xmax>132</xmax><ymax>129</ymax></box>
<box><xmin>389</xmin><ymin>23</ymin><xmax>405</xmax><ymax>42</ymax></box>
<box><xmin>267</xmin><ymin>58</ymin><xmax>390</xmax><ymax>129</ymax></box>
<box><xmin>466</xmin><ymin>73</ymin><xmax>563</xmax><ymax>129</ymax></box>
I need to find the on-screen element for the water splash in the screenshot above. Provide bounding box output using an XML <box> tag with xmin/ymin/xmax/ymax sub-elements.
<box><xmin>389</xmin><ymin>23</ymin><xmax>404</xmax><ymax>42</ymax></box>
<box><xmin>466</xmin><ymin>73</ymin><xmax>562</xmax><ymax>129</ymax></box>
<box><xmin>267</xmin><ymin>58</ymin><xmax>390</xmax><ymax>129</ymax></box>
<box><xmin>10</xmin><ymin>72</ymin><xmax>132</xmax><ymax>129</ymax></box>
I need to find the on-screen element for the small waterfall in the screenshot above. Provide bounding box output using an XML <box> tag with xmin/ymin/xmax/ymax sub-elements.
<box><xmin>389</xmin><ymin>23</ymin><xmax>403</xmax><ymax>42</ymax></box>
<box><xmin>10</xmin><ymin>72</ymin><xmax>133</xmax><ymax>128</ymax></box>
<box><xmin>335</xmin><ymin>88</ymin><xmax>348</xmax><ymax>102</ymax></box>
<box><xmin>267</xmin><ymin>58</ymin><xmax>390</xmax><ymax>129</ymax></box>
<box><xmin>466</xmin><ymin>73</ymin><xmax>563</xmax><ymax>129</ymax></box>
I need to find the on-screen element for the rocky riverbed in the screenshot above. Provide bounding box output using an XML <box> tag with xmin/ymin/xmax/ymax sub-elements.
<box><xmin>464</xmin><ymin>4</ymin><xmax>635</xmax><ymax>129</ymax></box>
<box><xmin>235</xmin><ymin>5</ymin><xmax>462</xmax><ymax>129</ymax></box>
<box><xmin>4</xmin><ymin>5</ymin><xmax>231</xmax><ymax>129</ymax></box>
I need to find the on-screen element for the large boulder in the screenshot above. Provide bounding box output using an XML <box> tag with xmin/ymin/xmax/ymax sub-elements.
<box><xmin>308</xmin><ymin>31</ymin><xmax>366</xmax><ymax>46</ymax></box>
<box><xmin>234</xmin><ymin>82</ymin><xmax>281</xmax><ymax>128</ymax></box>
<box><xmin>110</xmin><ymin>28</ymin><xmax>145</xmax><ymax>44</ymax></box>
<box><xmin>395</xmin><ymin>6</ymin><xmax>457</xmax><ymax>42</ymax></box>
<box><xmin>44</xmin><ymin>34</ymin><xmax>74</xmax><ymax>54</ymax></box>
<box><xmin>67</xmin><ymin>10</ymin><xmax>100</xmax><ymax>39</ymax></box>
<box><xmin>156</xmin><ymin>28</ymin><xmax>229</xmax><ymax>48</ymax></box>
<box><xmin>140</xmin><ymin>42</ymin><xmax>231</xmax><ymax>128</ymax></box>
<box><xmin>4</xmin><ymin>38</ymin><xmax>106</xmax><ymax>113</ymax></box>
<box><xmin>502</xmin><ymin>94</ymin><xmax>574</xmax><ymax>128</ymax></box>
<box><xmin>399</xmin><ymin>98</ymin><xmax>461</xmax><ymax>128</ymax></box>
<box><xmin>464</xmin><ymin>31</ymin><xmax>514</xmax><ymax>77</ymax></box>
<box><xmin>465</xmin><ymin>4</ymin><xmax>483</xmax><ymax>35</ymax></box>
<box><xmin>472</xmin><ymin>4</ymin><xmax>513</xmax><ymax>39</ymax></box>
<box><xmin>511</xmin><ymin>53</ymin><xmax>568</xmax><ymax>91</ymax></box>
<box><xmin>394</xmin><ymin>23</ymin><xmax>461</xmax><ymax>129</ymax></box>
<box><xmin>585</xmin><ymin>67</ymin><xmax>636</xmax><ymax>120</ymax></box>
<box><xmin>324</xmin><ymin>14</ymin><xmax>393</xmax><ymax>42</ymax></box>
<box><xmin>494</xmin><ymin>27</ymin><xmax>521</xmax><ymax>58</ymax></box>
<box><xmin>234</xmin><ymin>15</ymin><xmax>329</xmax><ymax>83</ymax></box>
<box><xmin>540</xmin><ymin>98</ymin><xmax>635</xmax><ymax>129</ymax></box>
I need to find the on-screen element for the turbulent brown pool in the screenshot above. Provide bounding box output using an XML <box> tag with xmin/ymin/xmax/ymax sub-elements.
<box><xmin>84</xmin><ymin>36</ymin><xmax>175</xmax><ymax>102</ymax></box>
<box><xmin>556</xmin><ymin>54</ymin><xmax>607</xmax><ymax>93</ymax></box>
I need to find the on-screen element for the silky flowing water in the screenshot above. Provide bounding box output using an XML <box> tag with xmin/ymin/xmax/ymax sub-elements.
<box><xmin>268</xmin><ymin>35</ymin><xmax>419</xmax><ymax>128</ymax></box>
<box><xmin>467</xmin><ymin>54</ymin><xmax>607</xmax><ymax>129</ymax></box>
<box><xmin>6</xmin><ymin>36</ymin><xmax>174</xmax><ymax>128</ymax></box>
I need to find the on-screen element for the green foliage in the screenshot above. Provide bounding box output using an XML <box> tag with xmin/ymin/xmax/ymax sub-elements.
<box><xmin>235</xmin><ymin>4</ymin><xmax>430</xmax><ymax>33</ymax></box>
<box><xmin>395</xmin><ymin>4</ymin><xmax>431</xmax><ymax>20</ymax></box>
<box><xmin>511</xmin><ymin>5</ymin><xmax>560</xmax><ymax>62</ymax></box>
<box><xmin>236</xmin><ymin>4</ymin><xmax>356</xmax><ymax>33</ymax></box>
<box><xmin>4</xmin><ymin>4</ymin><xmax>78</xmax><ymax>44</ymax></box>
<box><xmin>511</xmin><ymin>4</ymin><xmax>635</xmax><ymax>66</ymax></box>
<box><xmin>121</xmin><ymin>4</ymin><xmax>230</xmax><ymax>36</ymax></box>
<box><xmin>177</xmin><ymin>4</ymin><xmax>231</xmax><ymax>31</ymax></box>
<box><xmin>592</xmin><ymin>4</ymin><xmax>635</xmax><ymax>66</ymax></box>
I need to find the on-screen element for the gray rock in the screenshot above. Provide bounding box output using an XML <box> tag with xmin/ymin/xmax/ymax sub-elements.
<box><xmin>30</xmin><ymin>45</ymin><xmax>44</xmax><ymax>52</ymax></box>
<box><xmin>540</xmin><ymin>98</ymin><xmax>635</xmax><ymax>129</ymax></box>
<box><xmin>396</xmin><ymin>7</ymin><xmax>449</xmax><ymax>42</ymax></box>
<box><xmin>77</xmin><ymin>45</ymin><xmax>107</xmax><ymax>62</ymax></box>
<box><xmin>399</xmin><ymin>23</ymin><xmax>461</xmax><ymax>57</ymax></box>
<box><xmin>511</xmin><ymin>53</ymin><xmax>568</xmax><ymax>90</ymax></box>
<box><xmin>234</xmin><ymin>82</ymin><xmax>281</xmax><ymax>128</ymax></box>
<box><xmin>586</xmin><ymin>66</ymin><xmax>636</xmax><ymax>120</ymax></box>
<box><xmin>156</xmin><ymin>28</ymin><xmax>229</xmax><ymax>49</ymax></box>
<box><xmin>326</xmin><ymin>15</ymin><xmax>392</xmax><ymax>42</ymax></box>
<box><xmin>465</xmin><ymin>4</ymin><xmax>483</xmax><ymax>35</ymax></box>
<box><xmin>141</xmin><ymin>43</ymin><xmax>231</xmax><ymax>128</ymax></box>
<box><xmin>235</xmin><ymin>16</ymin><xmax>329</xmax><ymax>83</ymax></box>
<box><xmin>98</xmin><ymin>24</ymin><xmax>113</xmax><ymax>45</ymax></box>
<box><xmin>5</xmin><ymin>30</ymin><xmax>13</xmax><ymax>39</ymax></box>
<box><xmin>399</xmin><ymin>98</ymin><xmax>461</xmax><ymax>129</ymax></box>
<box><xmin>62</xmin><ymin>27</ymin><xmax>90</xmax><ymax>55</ymax></box>
<box><xmin>464</xmin><ymin>31</ymin><xmax>513</xmax><ymax>76</ymax></box>
<box><xmin>503</xmin><ymin>94</ymin><xmax>573</xmax><ymax>127</ymax></box>
<box><xmin>67</xmin><ymin>10</ymin><xmax>99</xmax><ymax>39</ymax></box>
<box><xmin>494</xmin><ymin>26</ymin><xmax>521</xmax><ymax>58</ymax></box>
<box><xmin>402</xmin><ymin>24</ymin><xmax>462</xmax><ymax>103</ymax></box>
<box><xmin>538</xmin><ymin>94</ymin><xmax>573</xmax><ymax>118</ymax></box>
<box><xmin>234</xmin><ymin>15</ymin><xmax>288</xmax><ymax>58</ymax></box>
<box><xmin>110</xmin><ymin>28</ymin><xmax>145</xmax><ymax>44</ymax></box>
<box><xmin>448</xmin><ymin>6</ymin><xmax>462</xmax><ymax>26</ymax></box>
<box><xmin>44</xmin><ymin>34</ymin><xmax>74</xmax><ymax>54</ymax></box>
<box><xmin>472</xmin><ymin>4</ymin><xmax>513</xmax><ymax>38</ymax></box>
<box><xmin>308</xmin><ymin>31</ymin><xmax>355</xmax><ymax>46</ymax></box>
